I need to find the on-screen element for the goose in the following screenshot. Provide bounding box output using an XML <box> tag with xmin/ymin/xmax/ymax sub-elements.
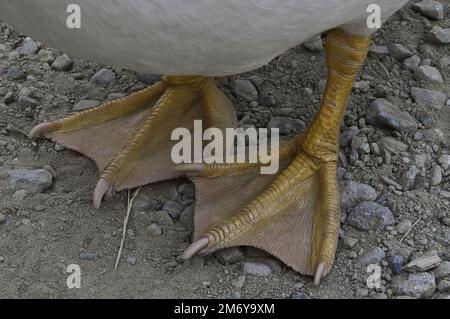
<box><xmin>0</xmin><ymin>0</ymin><xmax>410</xmax><ymax>284</ymax></box>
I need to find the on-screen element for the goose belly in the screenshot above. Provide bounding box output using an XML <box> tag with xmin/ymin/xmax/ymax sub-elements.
<box><xmin>0</xmin><ymin>0</ymin><xmax>406</xmax><ymax>75</ymax></box>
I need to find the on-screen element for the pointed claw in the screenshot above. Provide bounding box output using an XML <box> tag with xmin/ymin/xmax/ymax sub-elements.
<box><xmin>93</xmin><ymin>178</ymin><xmax>111</xmax><ymax>209</ymax></box>
<box><xmin>29</xmin><ymin>122</ymin><xmax>52</xmax><ymax>138</ymax></box>
<box><xmin>314</xmin><ymin>262</ymin><xmax>326</xmax><ymax>286</ymax></box>
<box><xmin>175</xmin><ymin>164</ymin><xmax>205</xmax><ymax>176</ymax></box>
<box><xmin>181</xmin><ymin>237</ymin><xmax>209</xmax><ymax>259</ymax></box>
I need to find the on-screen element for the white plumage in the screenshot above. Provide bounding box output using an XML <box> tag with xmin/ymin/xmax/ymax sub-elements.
<box><xmin>0</xmin><ymin>0</ymin><xmax>408</xmax><ymax>75</ymax></box>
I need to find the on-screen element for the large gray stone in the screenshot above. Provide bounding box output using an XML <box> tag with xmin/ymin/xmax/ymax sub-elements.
<box><xmin>430</xmin><ymin>165</ymin><xmax>443</xmax><ymax>186</ymax></box>
<box><xmin>387</xmin><ymin>245</ymin><xmax>413</xmax><ymax>275</ymax></box>
<box><xmin>340</xmin><ymin>126</ymin><xmax>360</xmax><ymax>146</ymax></box>
<box><xmin>392</xmin><ymin>272</ymin><xmax>436</xmax><ymax>298</ymax></box>
<box><xmin>414</xmin><ymin>66</ymin><xmax>444</xmax><ymax>83</ymax></box>
<box><xmin>79</xmin><ymin>252</ymin><xmax>97</xmax><ymax>261</ymax></box>
<box><xmin>162</xmin><ymin>200</ymin><xmax>184</xmax><ymax>219</ymax></box>
<box><xmin>339</xmin><ymin>181</ymin><xmax>377</xmax><ymax>213</ymax></box>
<box><xmin>231</xmin><ymin>79</ymin><xmax>258</xmax><ymax>101</ymax></box>
<box><xmin>51</xmin><ymin>54</ymin><xmax>73</xmax><ymax>71</ymax></box>
<box><xmin>404</xmin><ymin>251</ymin><xmax>442</xmax><ymax>273</ymax></box>
<box><xmin>366</xmin><ymin>99</ymin><xmax>417</xmax><ymax>133</ymax></box>
<box><xmin>437</xmin><ymin>280</ymin><xmax>450</xmax><ymax>293</ymax></box>
<box><xmin>405</xmin><ymin>250</ymin><xmax>442</xmax><ymax>272</ymax></box>
<box><xmin>15</xmin><ymin>37</ymin><xmax>39</xmax><ymax>55</ymax></box>
<box><xmin>388</xmin><ymin>255</ymin><xmax>408</xmax><ymax>275</ymax></box>
<box><xmin>378</xmin><ymin>137</ymin><xmax>409</xmax><ymax>153</ymax></box>
<box><xmin>91</xmin><ymin>69</ymin><xmax>116</xmax><ymax>86</ymax></box>
<box><xmin>434</xmin><ymin>261</ymin><xmax>450</xmax><ymax>279</ymax></box>
<box><xmin>429</xmin><ymin>26</ymin><xmax>450</xmax><ymax>44</ymax></box>
<box><xmin>179</xmin><ymin>205</ymin><xmax>194</xmax><ymax>228</ymax></box>
<box><xmin>401</xmin><ymin>166</ymin><xmax>419</xmax><ymax>191</ymax></box>
<box><xmin>358</xmin><ymin>246</ymin><xmax>386</xmax><ymax>267</ymax></box>
<box><xmin>438</xmin><ymin>155</ymin><xmax>450</xmax><ymax>167</ymax></box>
<box><xmin>4</xmin><ymin>92</ymin><xmax>14</xmax><ymax>104</ymax></box>
<box><xmin>0</xmin><ymin>167</ymin><xmax>53</xmax><ymax>194</ymax></box>
<box><xmin>411</xmin><ymin>87</ymin><xmax>447</xmax><ymax>109</ymax></box>
<box><xmin>351</xmin><ymin>135</ymin><xmax>370</xmax><ymax>155</ymax></box>
<box><xmin>388</xmin><ymin>44</ymin><xmax>413</xmax><ymax>61</ymax></box>
<box><xmin>38</xmin><ymin>50</ymin><xmax>55</xmax><ymax>64</ymax></box>
<box><xmin>7</xmin><ymin>66</ymin><xmax>25</xmax><ymax>80</ymax></box>
<box><xmin>347</xmin><ymin>201</ymin><xmax>394</xmax><ymax>231</ymax></box>
<box><xmin>18</xmin><ymin>96</ymin><xmax>38</xmax><ymax>108</ymax></box>
<box><xmin>403</xmin><ymin>55</ymin><xmax>421</xmax><ymax>71</ymax></box>
<box><xmin>412</xmin><ymin>0</ymin><xmax>445</xmax><ymax>20</ymax></box>
<box><xmin>242</xmin><ymin>262</ymin><xmax>273</xmax><ymax>277</ymax></box>
<box><xmin>215</xmin><ymin>247</ymin><xmax>245</xmax><ymax>265</ymax></box>
<box><xmin>369</xmin><ymin>44</ymin><xmax>389</xmax><ymax>55</ymax></box>
<box><xmin>396</xmin><ymin>220</ymin><xmax>413</xmax><ymax>235</ymax></box>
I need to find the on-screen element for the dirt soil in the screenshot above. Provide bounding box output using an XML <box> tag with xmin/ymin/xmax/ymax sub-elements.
<box><xmin>0</xmin><ymin>1</ymin><xmax>449</xmax><ymax>299</ymax></box>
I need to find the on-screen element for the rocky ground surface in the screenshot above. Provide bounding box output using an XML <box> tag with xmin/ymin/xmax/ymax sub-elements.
<box><xmin>0</xmin><ymin>1</ymin><xmax>449</xmax><ymax>299</ymax></box>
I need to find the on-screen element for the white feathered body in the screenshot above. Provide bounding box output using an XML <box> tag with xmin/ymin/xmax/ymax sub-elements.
<box><xmin>0</xmin><ymin>0</ymin><xmax>408</xmax><ymax>75</ymax></box>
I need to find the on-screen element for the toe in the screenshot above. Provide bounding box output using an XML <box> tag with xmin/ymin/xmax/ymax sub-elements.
<box><xmin>175</xmin><ymin>164</ymin><xmax>206</xmax><ymax>176</ymax></box>
<box><xmin>314</xmin><ymin>262</ymin><xmax>326</xmax><ymax>286</ymax></box>
<box><xmin>181</xmin><ymin>237</ymin><xmax>209</xmax><ymax>259</ymax></box>
<box><xmin>93</xmin><ymin>178</ymin><xmax>112</xmax><ymax>209</ymax></box>
<box><xmin>29</xmin><ymin>122</ymin><xmax>52</xmax><ymax>138</ymax></box>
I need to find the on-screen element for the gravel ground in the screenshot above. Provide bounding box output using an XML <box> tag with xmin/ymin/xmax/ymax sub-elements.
<box><xmin>0</xmin><ymin>1</ymin><xmax>449</xmax><ymax>299</ymax></box>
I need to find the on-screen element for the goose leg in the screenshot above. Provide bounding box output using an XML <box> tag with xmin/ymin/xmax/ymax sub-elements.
<box><xmin>30</xmin><ymin>76</ymin><xmax>236</xmax><ymax>208</ymax></box>
<box><xmin>182</xmin><ymin>29</ymin><xmax>372</xmax><ymax>284</ymax></box>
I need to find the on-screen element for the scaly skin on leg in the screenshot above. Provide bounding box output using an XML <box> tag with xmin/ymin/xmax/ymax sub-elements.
<box><xmin>178</xmin><ymin>137</ymin><xmax>299</xmax><ymax>177</ymax></box>
<box><xmin>182</xmin><ymin>29</ymin><xmax>372</xmax><ymax>285</ymax></box>
<box><xmin>30</xmin><ymin>75</ymin><xmax>237</xmax><ymax>208</ymax></box>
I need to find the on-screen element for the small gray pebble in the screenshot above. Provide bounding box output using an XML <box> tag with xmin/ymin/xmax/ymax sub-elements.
<box><xmin>127</xmin><ymin>256</ymin><xmax>137</xmax><ymax>265</ymax></box>
<box><xmin>79</xmin><ymin>252</ymin><xmax>96</xmax><ymax>260</ymax></box>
